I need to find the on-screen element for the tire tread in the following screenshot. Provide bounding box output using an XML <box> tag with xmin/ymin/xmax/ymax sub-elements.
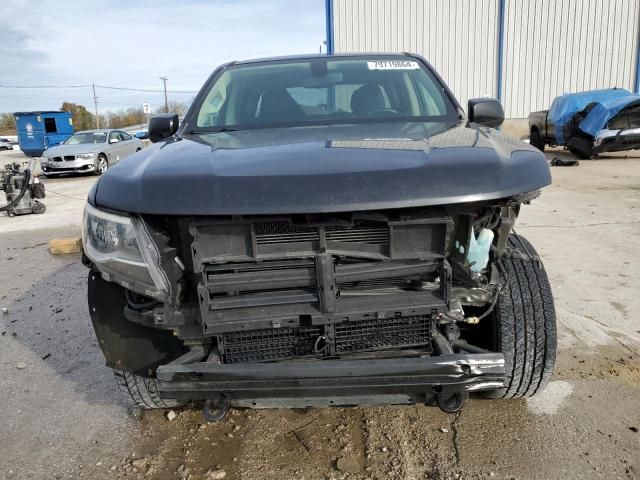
<box><xmin>113</xmin><ymin>369</ymin><xmax>182</xmax><ymax>409</ymax></box>
<box><xmin>485</xmin><ymin>235</ymin><xmax>557</xmax><ymax>399</ymax></box>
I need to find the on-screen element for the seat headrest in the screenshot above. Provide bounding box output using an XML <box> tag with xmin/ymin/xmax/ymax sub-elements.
<box><xmin>351</xmin><ymin>84</ymin><xmax>386</xmax><ymax>115</ymax></box>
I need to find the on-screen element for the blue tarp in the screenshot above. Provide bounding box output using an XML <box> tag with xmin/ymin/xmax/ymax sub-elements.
<box><xmin>548</xmin><ymin>88</ymin><xmax>635</xmax><ymax>144</ymax></box>
<box><xmin>579</xmin><ymin>94</ymin><xmax>640</xmax><ymax>137</ymax></box>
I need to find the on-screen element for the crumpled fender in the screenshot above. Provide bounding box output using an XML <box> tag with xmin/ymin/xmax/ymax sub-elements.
<box><xmin>87</xmin><ymin>271</ymin><xmax>186</xmax><ymax>374</ymax></box>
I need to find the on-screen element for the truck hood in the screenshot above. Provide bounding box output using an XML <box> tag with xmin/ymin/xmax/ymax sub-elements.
<box><xmin>44</xmin><ymin>143</ymin><xmax>104</xmax><ymax>157</ymax></box>
<box><xmin>92</xmin><ymin>122</ymin><xmax>551</xmax><ymax>215</ymax></box>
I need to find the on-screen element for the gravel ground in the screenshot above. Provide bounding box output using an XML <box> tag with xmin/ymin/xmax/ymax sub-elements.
<box><xmin>0</xmin><ymin>148</ymin><xmax>639</xmax><ymax>480</ymax></box>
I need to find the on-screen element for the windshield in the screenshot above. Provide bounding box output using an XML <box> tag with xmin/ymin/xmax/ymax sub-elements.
<box><xmin>64</xmin><ymin>132</ymin><xmax>107</xmax><ymax>145</ymax></box>
<box><xmin>194</xmin><ymin>57</ymin><xmax>457</xmax><ymax>131</ymax></box>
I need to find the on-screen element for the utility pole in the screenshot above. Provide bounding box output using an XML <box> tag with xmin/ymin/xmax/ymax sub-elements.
<box><xmin>92</xmin><ymin>83</ymin><xmax>100</xmax><ymax>129</ymax></box>
<box><xmin>159</xmin><ymin>76</ymin><xmax>168</xmax><ymax>113</ymax></box>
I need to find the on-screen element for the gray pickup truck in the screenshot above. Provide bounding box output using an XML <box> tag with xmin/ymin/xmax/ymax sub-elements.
<box><xmin>83</xmin><ymin>53</ymin><xmax>556</xmax><ymax>420</ymax></box>
<box><xmin>529</xmin><ymin>88</ymin><xmax>640</xmax><ymax>158</ymax></box>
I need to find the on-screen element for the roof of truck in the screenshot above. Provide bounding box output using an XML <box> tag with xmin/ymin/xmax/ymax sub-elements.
<box><xmin>233</xmin><ymin>52</ymin><xmax>414</xmax><ymax>65</ymax></box>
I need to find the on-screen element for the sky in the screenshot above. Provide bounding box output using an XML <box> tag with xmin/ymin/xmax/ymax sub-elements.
<box><xmin>0</xmin><ymin>0</ymin><xmax>326</xmax><ymax>114</ymax></box>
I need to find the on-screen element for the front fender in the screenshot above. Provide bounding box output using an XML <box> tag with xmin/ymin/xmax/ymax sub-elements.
<box><xmin>88</xmin><ymin>272</ymin><xmax>186</xmax><ymax>375</ymax></box>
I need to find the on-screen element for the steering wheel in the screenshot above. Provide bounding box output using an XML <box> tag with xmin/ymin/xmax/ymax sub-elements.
<box><xmin>366</xmin><ymin>108</ymin><xmax>401</xmax><ymax>117</ymax></box>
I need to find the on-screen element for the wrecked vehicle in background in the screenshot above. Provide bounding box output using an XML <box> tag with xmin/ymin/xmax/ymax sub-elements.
<box><xmin>529</xmin><ymin>88</ymin><xmax>640</xmax><ymax>158</ymax></box>
<box><xmin>83</xmin><ymin>53</ymin><xmax>557</xmax><ymax>420</ymax></box>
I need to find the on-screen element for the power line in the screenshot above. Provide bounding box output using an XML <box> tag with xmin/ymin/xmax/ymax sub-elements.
<box><xmin>0</xmin><ymin>83</ymin><xmax>197</xmax><ymax>93</ymax></box>
<box><xmin>0</xmin><ymin>84</ymin><xmax>91</xmax><ymax>89</ymax></box>
<box><xmin>95</xmin><ymin>84</ymin><xmax>196</xmax><ymax>94</ymax></box>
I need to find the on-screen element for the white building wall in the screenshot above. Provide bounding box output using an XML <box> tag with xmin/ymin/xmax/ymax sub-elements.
<box><xmin>503</xmin><ymin>0</ymin><xmax>640</xmax><ymax>118</ymax></box>
<box><xmin>331</xmin><ymin>0</ymin><xmax>640</xmax><ymax>118</ymax></box>
<box><xmin>332</xmin><ymin>0</ymin><xmax>500</xmax><ymax>110</ymax></box>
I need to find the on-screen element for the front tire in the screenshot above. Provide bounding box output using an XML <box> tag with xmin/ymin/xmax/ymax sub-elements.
<box><xmin>113</xmin><ymin>369</ymin><xmax>184</xmax><ymax>409</ymax></box>
<box><xmin>485</xmin><ymin>235</ymin><xmax>557</xmax><ymax>399</ymax></box>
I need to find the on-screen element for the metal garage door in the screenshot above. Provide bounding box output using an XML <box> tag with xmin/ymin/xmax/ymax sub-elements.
<box><xmin>503</xmin><ymin>0</ymin><xmax>640</xmax><ymax>118</ymax></box>
<box><xmin>332</xmin><ymin>0</ymin><xmax>500</xmax><ymax>111</ymax></box>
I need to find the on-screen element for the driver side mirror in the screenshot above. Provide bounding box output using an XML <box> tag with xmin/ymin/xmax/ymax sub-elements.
<box><xmin>109</xmin><ymin>137</ymin><xmax>120</xmax><ymax>144</ymax></box>
<box><xmin>467</xmin><ymin>98</ymin><xmax>504</xmax><ymax>128</ymax></box>
<box><xmin>149</xmin><ymin>114</ymin><xmax>179</xmax><ymax>143</ymax></box>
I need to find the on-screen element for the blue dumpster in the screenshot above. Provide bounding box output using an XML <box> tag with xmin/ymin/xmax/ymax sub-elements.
<box><xmin>13</xmin><ymin>111</ymin><xmax>74</xmax><ymax>157</ymax></box>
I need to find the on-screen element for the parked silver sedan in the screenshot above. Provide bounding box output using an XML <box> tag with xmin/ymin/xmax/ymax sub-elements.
<box><xmin>40</xmin><ymin>129</ymin><xmax>143</xmax><ymax>176</ymax></box>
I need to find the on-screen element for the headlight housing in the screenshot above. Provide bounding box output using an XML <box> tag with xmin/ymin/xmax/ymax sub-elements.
<box><xmin>77</xmin><ymin>153</ymin><xmax>97</xmax><ymax>160</ymax></box>
<box><xmin>82</xmin><ymin>203</ymin><xmax>169</xmax><ymax>299</ymax></box>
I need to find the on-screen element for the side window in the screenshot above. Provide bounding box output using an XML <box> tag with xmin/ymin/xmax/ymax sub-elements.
<box><xmin>120</xmin><ymin>131</ymin><xmax>132</xmax><ymax>141</ymax></box>
<box><xmin>108</xmin><ymin>131</ymin><xmax>119</xmax><ymax>143</ymax></box>
<box><xmin>415</xmin><ymin>78</ymin><xmax>447</xmax><ymax>116</ymax></box>
<box><xmin>44</xmin><ymin>117</ymin><xmax>57</xmax><ymax>133</ymax></box>
<box><xmin>335</xmin><ymin>84</ymin><xmax>361</xmax><ymax>113</ymax></box>
<box><xmin>334</xmin><ymin>84</ymin><xmax>391</xmax><ymax>113</ymax></box>
<box><xmin>287</xmin><ymin>87</ymin><xmax>327</xmax><ymax>114</ymax></box>
<box><xmin>197</xmin><ymin>74</ymin><xmax>229</xmax><ymax>126</ymax></box>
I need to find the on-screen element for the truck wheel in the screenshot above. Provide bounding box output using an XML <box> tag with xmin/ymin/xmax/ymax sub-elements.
<box><xmin>113</xmin><ymin>369</ymin><xmax>184</xmax><ymax>409</ymax></box>
<box><xmin>529</xmin><ymin>128</ymin><xmax>545</xmax><ymax>152</ymax></box>
<box><xmin>484</xmin><ymin>234</ymin><xmax>557</xmax><ymax>399</ymax></box>
<box><xmin>568</xmin><ymin>146</ymin><xmax>593</xmax><ymax>159</ymax></box>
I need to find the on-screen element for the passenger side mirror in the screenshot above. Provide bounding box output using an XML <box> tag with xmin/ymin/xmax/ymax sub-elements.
<box><xmin>148</xmin><ymin>114</ymin><xmax>179</xmax><ymax>143</ymax></box>
<box><xmin>467</xmin><ymin>98</ymin><xmax>504</xmax><ymax>128</ymax></box>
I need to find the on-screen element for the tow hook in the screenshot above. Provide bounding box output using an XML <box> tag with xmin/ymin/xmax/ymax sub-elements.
<box><xmin>202</xmin><ymin>396</ymin><xmax>230</xmax><ymax>422</ymax></box>
<box><xmin>436</xmin><ymin>391</ymin><xmax>469</xmax><ymax>414</ymax></box>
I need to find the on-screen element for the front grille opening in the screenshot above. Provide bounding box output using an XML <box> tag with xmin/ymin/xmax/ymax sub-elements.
<box><xmin>222</xmin><ymin>326</ymin><xmax>323</xmax><ymax>363</ymax></box>
<box><xmin>337</xmin><ymin>271</ymin><xmax>439</xmax><ymax>293</ymax></box>
<box><xmin>253</xmin><ymin>219</ymin><xmax>389</xmax><ymax>246</ymax></box>
<box><xmin>219</xmin><ymin>314</ymin><xmax>432</xmax><ymax>363</ymax></box>
<box><xmin>335</xmin><ymin>315</ymin><xmax>431</xmax><ymax>353</ymax></box>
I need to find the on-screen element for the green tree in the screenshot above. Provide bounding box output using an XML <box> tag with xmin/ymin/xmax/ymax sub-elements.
<box><xmin>60</xmin><ymin>102</ymin><xmax>96</xmax><ymax>131</ymax></box>
<box><xmin>0</xmin><ymin>112</ymin><xmax>16</xmax><ymax>134</ymax></box>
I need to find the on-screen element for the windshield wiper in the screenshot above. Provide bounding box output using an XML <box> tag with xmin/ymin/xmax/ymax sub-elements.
<box><xmin>189</xmin><ymin>127</ymin><xmax>238</xmax><ymax>134</ymax></box>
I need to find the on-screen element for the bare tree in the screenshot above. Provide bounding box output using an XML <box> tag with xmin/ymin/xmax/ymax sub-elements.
<box><xmin>156</xmin><ymin>100</ymin><xmax>189</xmax><ymax>116</ymax></box>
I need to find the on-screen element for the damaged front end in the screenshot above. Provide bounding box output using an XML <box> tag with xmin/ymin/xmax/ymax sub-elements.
<box><xmin>592</xmin><ymin>102</ymin><xmax>640</xmax><ymax>153</ymax></box>
<box><xmin>563</xmin><ymin>93</ymin><xmax>640</xmax><ymax>157</ymax></box>
<box><xmin>84</xmin><ymin>192</ymin><xmax>540</xmax><ymax>413</ymax></box>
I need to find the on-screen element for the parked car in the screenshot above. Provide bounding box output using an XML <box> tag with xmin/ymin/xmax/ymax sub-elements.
<box><xmin>83</xmin><ymin>53</ymin><xmax>556</xmax><ymax>418</ymax></box>
<box><xmin>0</xmin><ymin>139</ymin><xmax>14</xmax><ymax>151</ymax></box>
<box><xmin>529</xmin><ymin>88</ymin><xmax>640</xmax><ymax>158</ymax></box>
<box><xmin>41</xmin><ymin>129</ymin><xmax>143</xmax><ymax>177</ymax></box>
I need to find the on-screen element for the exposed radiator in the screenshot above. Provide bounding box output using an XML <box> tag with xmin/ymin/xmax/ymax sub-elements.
<box><xmin>220</xmin><ymin>314</ymin><xmax>433</xmax><ymax>363</ymax></box>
